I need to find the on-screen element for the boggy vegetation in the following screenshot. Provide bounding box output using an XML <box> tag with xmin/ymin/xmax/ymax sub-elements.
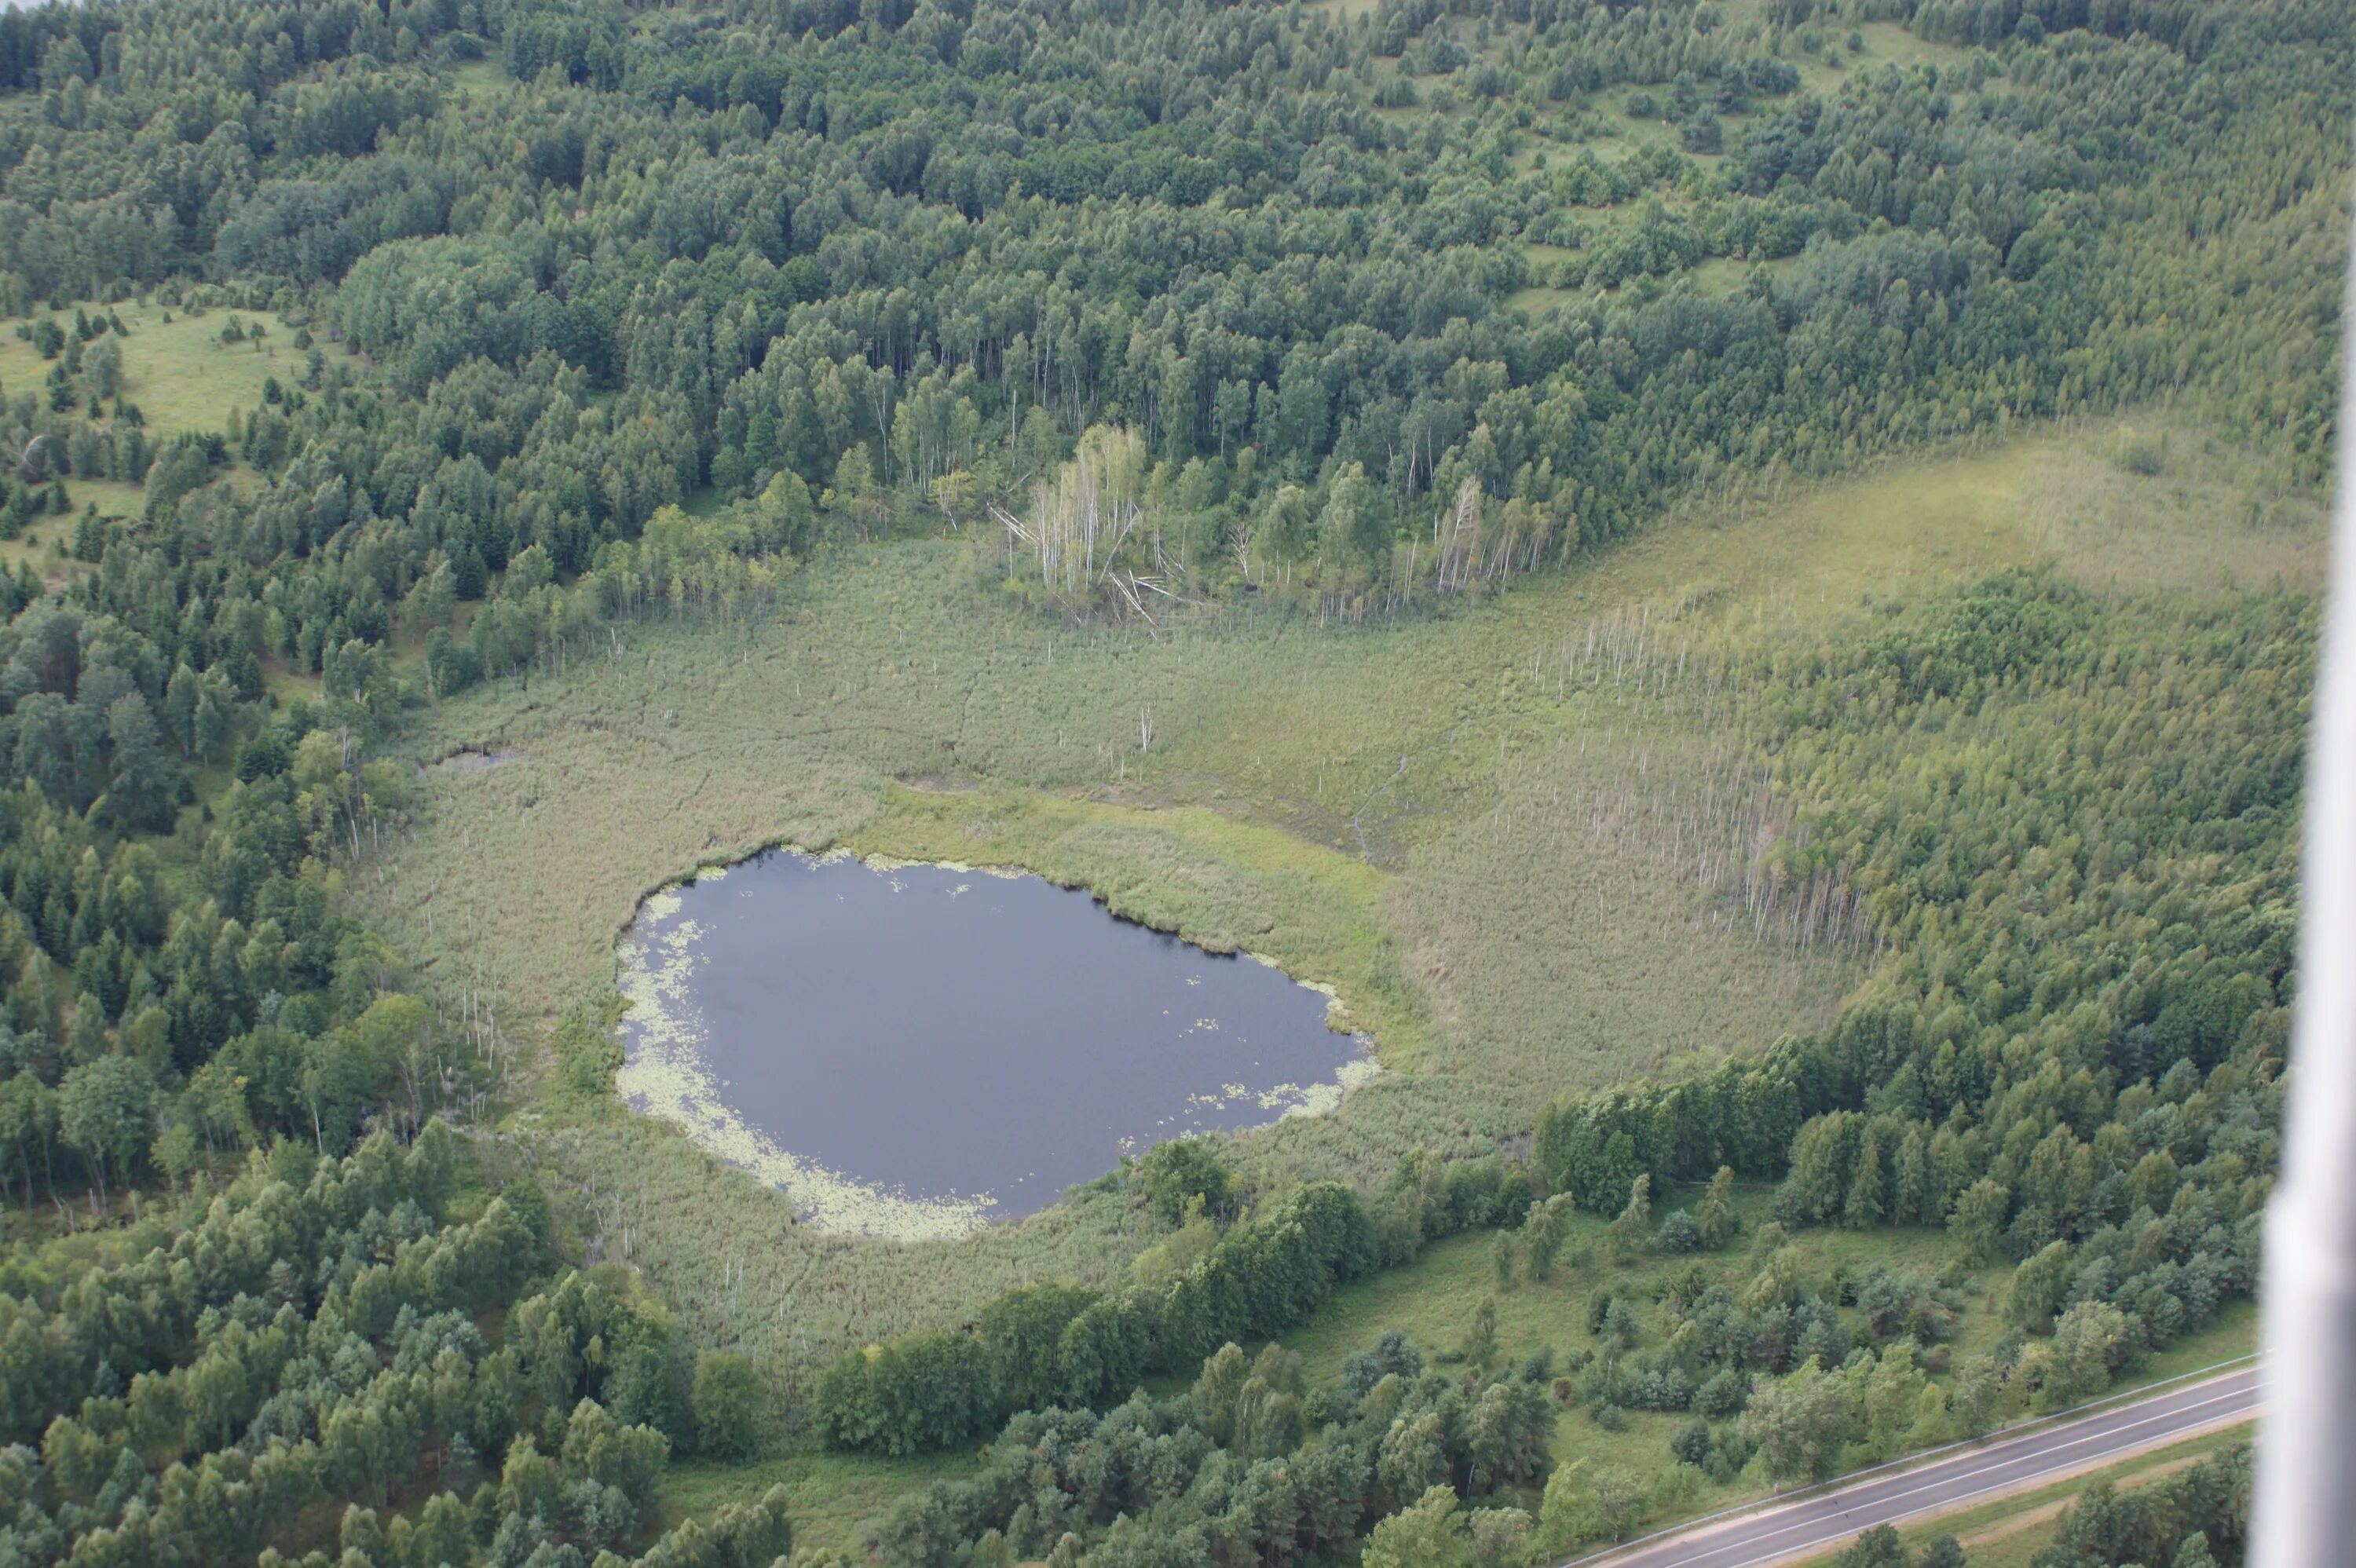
<box><xmin>797</xmin><ymin>568</ymin><xmax>2292</xmax><ymax>1563</ymax></box>
<box><xmin>9</xmin><ymin>451</ymin><xmax>2290</xmax><ymax>1554</ymax></box>
<box><xmin>1541</xmin><ymin>576</ymin><xmax>2294</xmax><ymax>1299</ymax></box>
<box><xmin>0</xmin><ymin>0</ymin><xmax>2336</xmax><ymax>1252</ymax></box>
<box><xmin>327</xmin><ymin>427</ymin><xmax>2307</xmax><ymax>1503</ymax></box>
<box><xmin>0</xmin><ymin>0</ymin><xmax>2335</xmax><ymax>1557</ymax></box>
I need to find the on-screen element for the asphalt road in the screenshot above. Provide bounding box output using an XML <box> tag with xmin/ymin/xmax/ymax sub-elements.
<box><xmin>1576</xmin><ymin>1364</ymin><xmax>2266</xmax><ymax>1568</ymax></box>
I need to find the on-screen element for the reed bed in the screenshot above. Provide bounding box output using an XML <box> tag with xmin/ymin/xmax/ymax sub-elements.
<box><xmin>356</xmin><ymin>418</ymin><xmax>2310</xmax><ymax>1397</ymax></box>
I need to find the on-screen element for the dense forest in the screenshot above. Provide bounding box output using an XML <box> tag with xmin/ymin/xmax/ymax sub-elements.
<box><xmin>0</xmin><ymin>1123</ymin><xmax>812</xmax><ymax>1567</ymax></box>
<box><xmin>0</xmin><ymin>0</ymin><xmax>2340</xmax><ymax>1562</ymax></box>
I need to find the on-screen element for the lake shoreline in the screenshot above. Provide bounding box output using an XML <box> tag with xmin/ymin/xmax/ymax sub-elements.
<box><xmin>613</xmin><ymin>845</ymin><xmax>1377</xmax><ymax>1241</ymax></box>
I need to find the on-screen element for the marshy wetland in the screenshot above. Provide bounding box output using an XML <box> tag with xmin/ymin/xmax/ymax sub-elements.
<box><xmin>617</xmin><ymin>850</ymin><xmax>1374</xmax><ymax>1238</ymax></box>
<box><xmin>371</xmin><ymin>423</ymin><xmax>2306</xmax><ymax>1375</ymax></box>
<box><xmin>0</xmin><ymin>2</ymin><xmax>2335</xmax><ymax>1562</ymax></box>
<box><xmin>354</xmin><ymin>421</ymin><xmax>2303</xmax><ymax>1556</ymax></box>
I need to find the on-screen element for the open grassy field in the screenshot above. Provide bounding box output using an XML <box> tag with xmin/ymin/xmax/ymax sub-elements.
<box><xmin>0</xmin><ymin>478</ymin><xmax>147</xmax><ymax>594</ymax></box>
<box><xmin>0</xmin><ymin>299</ymin><xmax>303</xmax><ymax>442</ymax></box>
<box><xmin>357</xmin><ymin>415</ymin><xmax>2313</xmax><ymax>1554</ymax></box>
<box><xmin>1279</xmin><ymin>1204</ymin><xmax>2010</xmax><ymax>1503</ymax></box>
<box><xmin>656</xmin><ymin>1448</ymin><xmax>972</xmax><ymax>1559</ymax></box>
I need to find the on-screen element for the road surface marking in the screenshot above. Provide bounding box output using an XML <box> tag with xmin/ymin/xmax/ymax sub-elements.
<box><xmin>1604</xmin><ymin>1373</ymin><xmax>2265</xmax><ymax>1568</ymax></box>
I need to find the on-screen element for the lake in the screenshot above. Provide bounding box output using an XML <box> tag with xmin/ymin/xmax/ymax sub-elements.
<box><xmin>615</xmin><ymin>849</ymin><xmax>1374</xmax><ymax>1239</ymax></box>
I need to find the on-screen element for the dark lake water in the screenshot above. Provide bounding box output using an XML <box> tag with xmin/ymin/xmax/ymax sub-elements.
<box><xmin>616</xmin><ymin>850</ymin><xmax>1371</xmax><ymax>1238</ymax></box>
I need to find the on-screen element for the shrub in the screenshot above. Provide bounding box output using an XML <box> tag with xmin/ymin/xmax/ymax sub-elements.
<box><xmin>1696</xmin><ymin>1368</ymin><xmax>1749</xmax><ymax>1419</ymax></box>
<box><xmin>1137</xmin><ymin>1137</ymin><xmax>1232</xmax><ymax>1224</ymax></box>
<box><xmin>690</xmin><ymin>1351</ymin><xmax>768</xmax><ymax>1460</ymax></box>
<box><xmin>1657</xmin><ymin>1211</ymin><xmax>1702</xmax><ymax>1253</ymax></box>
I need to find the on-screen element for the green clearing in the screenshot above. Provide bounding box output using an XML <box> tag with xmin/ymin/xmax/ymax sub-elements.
<box><xmin>1507</xmin><ymin>283</ymin><xmax>1584</xmax><ymax>314</ymax></box>
<box><xmin>57</xmin><ymin>474</ymin><xmax>146</xmax><ymax>517</ymax></box>
<box><xmin>657</xmin><ymin>1449</ymin><xmax>971</xmax><ymax>1558</ymax></box>
<box><xmin>1705</xmin><ymin>0</ymin><xmax>1979</xmax><ymax>85</ymax></box>
<box><xmin>1277</xmin><ymin>1208</ymin><xmax>2255</xmax><ymax>1409</ymax></box>
<box><xmin>1275</xmin><ymin>1208</ymin><xmax>2002</xmax><ymax>1393</ymax></box>
<box><xmin>445</xmin><ymin>57</ymin><xmax>510</xmax><ymax>94</ymax></box>
<box><xmin>1685</xmin><ymin>254</ymin><xmax>1779</xmax><ymax>294</ymax></box>
<box><xmin>0</xmin><ymin>300</ymin><xmax>301</xmax><ymax>442</ymax></box>
<box><xmin>1277</xmin><ymin>1206</ymin><xmax>2010</xmax><ymax>1507</ymax></box>
<box><xmin>0</xmin><ymin>532</ymin><xmax>71</xmax><ymax>592</ymax></box>
<box><xmin>0</xmin><ymin>477</ymin><xmax>141</xmax><ymax>591</ymax></box>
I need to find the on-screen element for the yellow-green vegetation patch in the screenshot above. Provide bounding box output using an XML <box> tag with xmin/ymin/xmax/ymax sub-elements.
<box><xmin>0</xmin><ymin>470</ymin><xmax>141</xmax><ymax>586</ymax></box>
<box><xmin>1704</xmin><ymin>2</ymin><xmax>1982</xmax><ymax>91</ymax></box>
<box><xmin>1389</xmin><ymin>742</ymin><xmax>1861</xmax><ymax>1102</ymax></box>
<box><xmin>659</xmin><ymin>1449</ymin><xmax>971</xmax><ymax>1561</ymax></box>
<box><xmin>0</xmin><ymin>484</ymin><xmax>146</xmax><ymax>590</ymax></box>
<box><xmin>0</xmin><ymin>301</ymin><xmax>302</xmax><ymax>442</ymax></box>
<box><xmin>1509</xmin><ymin>283</ymin><xmax>1586</xmax><ymax>315</ymax></box>
<box><xmin>850</xmin><ymin>784</ymin><xmax>1425</xmax><ymax>1062</ymax></box>
<box><xmin>444</xmin><ymin>57</ymin><xmax>508</xmax><ymax>94</ymax></box>
<box><xmin>1279</xmin><ymin>1206</ymin><xmax>1994</xmax><ymax>1384</ymax></box>
<box><xmin>58</xmin><ymin>476</ymin><xmax>145</xmax><ymax>518</ymax></box>
<box><xmin>0</xmin><ymin>533</ymin><xmax>69</xmax><ymax>592</ymax></box>
<box><xmin>1685</xmin><ymin>255</ymin><xmax>1779</xmax><ymax>294</ymax></box>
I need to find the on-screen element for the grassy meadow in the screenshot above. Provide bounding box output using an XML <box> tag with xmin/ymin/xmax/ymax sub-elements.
<box><xmin>350</xmin><ymin>415</ymin><xmax>2313</xmax><ymax>1549</ymax></box>
<box><xmin>0</xmin><ymin>297</ymin><xmax>302</xmax><ymax>441</ymax></box>
<box><xmin>0</xmin><ymin>294</ymin><xmax>339</xmax><ymax>597</ymax></box>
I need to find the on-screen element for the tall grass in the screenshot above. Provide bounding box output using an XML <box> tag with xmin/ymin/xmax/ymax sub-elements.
<box><xmin>358</xmin><ymin>415</ymin><xmax>2316</xmax><ymax>1398</ymax></box>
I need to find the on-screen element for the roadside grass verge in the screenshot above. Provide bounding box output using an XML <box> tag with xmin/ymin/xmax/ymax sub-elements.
<box><xmin>1269</xmin><ymin>1214</ymin><xmax>2255</xmax><ymax>1560</ymax></box>
<box><xmin>1783</xmin><ymin>1422</ymin><xmax>2257</xmax><ymax>1568</ymax></box>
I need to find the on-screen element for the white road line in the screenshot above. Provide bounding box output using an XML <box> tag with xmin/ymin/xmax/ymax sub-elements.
<box><xmin>1621</xmin><ymin>1375</ymin><xmax>2264</xmax><ymax>1568</ymax></box>
<box><xmin>1564</xmin><ymin>1359</ymin><xmax>2263</xmax><ymax>1568</ymax></box>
